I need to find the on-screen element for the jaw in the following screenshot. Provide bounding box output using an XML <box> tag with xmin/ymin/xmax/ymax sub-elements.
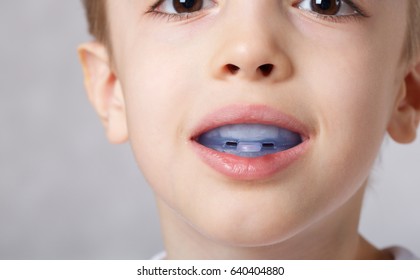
<box><xmin>157</xmin><ymin>181</ymin><xmax>370</xmax><ymax>259</ymax></box>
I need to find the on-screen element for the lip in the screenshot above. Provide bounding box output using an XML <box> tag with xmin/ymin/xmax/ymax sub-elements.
<box><xmin>190</xmin><ymin>104</ymin><xmax>311</xmax><ymax>181</ymax></box>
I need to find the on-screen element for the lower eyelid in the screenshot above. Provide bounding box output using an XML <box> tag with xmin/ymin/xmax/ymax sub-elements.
<box><xmin>292</xmin><ymin>9</ymin><xmax>363</xmax><ymax>26</ymax></box>
<box><xmin>315</xmin><ymin>13</ymin><xmax>363</xmax><ymax>24</ymax></box>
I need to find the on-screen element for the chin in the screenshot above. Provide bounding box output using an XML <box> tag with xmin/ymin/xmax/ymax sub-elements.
<box><xmin>190</xmin><ymin>207</ymin><xmax>306</xmax><ymax>248</ymax></box>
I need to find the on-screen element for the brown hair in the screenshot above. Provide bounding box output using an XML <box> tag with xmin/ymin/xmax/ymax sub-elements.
<box><xmin>408</xmin><ymin>0</ymin><xmax>420</xmax><ymax>61</ymax></box>
<box><xmin>82</xmin><ymin>0</ymin><xmax>109</xmax><ymax>48</ymax></box>
<box><xmin>82</xmin><ymin>0</ymin><xmax>420</xmax><ymax>60</ymax></box>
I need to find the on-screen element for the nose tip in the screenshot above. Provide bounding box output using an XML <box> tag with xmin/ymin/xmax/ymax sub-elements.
<box><xmin>210</xmin><ymin>35</ymin><xmax>293</xmax><ymax>82</ymax></box>
<box><xmin>208</xmin><ymin>7</ymin><xmax>293</xmax><ymax>83</ymax></box>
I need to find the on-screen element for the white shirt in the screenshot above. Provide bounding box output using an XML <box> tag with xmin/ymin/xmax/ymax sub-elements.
<box><xmin>151</xmin><ymin>247</ymin><xmax>418</xmax><ymax>260</ymax></box>
<box><xmin>387</xmin><ymin>246</ymin><xmax>418</xmax><ymax>260</ymax></box>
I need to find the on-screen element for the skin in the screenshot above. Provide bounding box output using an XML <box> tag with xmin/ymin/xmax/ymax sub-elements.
<box><xmin>79</xmin><ymin>0</ymin><xmax>420</xmax><ymax>259</ymax></box>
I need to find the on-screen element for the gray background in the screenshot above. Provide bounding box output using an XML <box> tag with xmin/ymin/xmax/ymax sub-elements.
<box><xmin>0</xmin><ymin>1</ymin><xmax>418</xmax><ymax>259</ymax></box>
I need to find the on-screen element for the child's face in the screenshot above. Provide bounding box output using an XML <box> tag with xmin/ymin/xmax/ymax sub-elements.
<box><xmin>99</xmin><ymin>1</ymin><xmax>413</xmax><ymax>246</ymax></box>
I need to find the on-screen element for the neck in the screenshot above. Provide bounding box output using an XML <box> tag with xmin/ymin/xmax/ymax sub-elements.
<box><xmin>157</xmin><ymin>182</ymin><xmax>388</xmax><ymax>260</ymax></box>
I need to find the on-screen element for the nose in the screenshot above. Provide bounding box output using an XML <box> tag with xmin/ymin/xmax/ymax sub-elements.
<box><xmin>209</xmin><ymin>7</ymin><xmax>293</xmax><ymax>83</ymax></box>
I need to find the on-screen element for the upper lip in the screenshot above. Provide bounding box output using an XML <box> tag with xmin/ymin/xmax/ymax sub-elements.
<box><xmin>190</xmin><ymin>104</ymin><xmax>310</xmax><ymax>141</ymax></box>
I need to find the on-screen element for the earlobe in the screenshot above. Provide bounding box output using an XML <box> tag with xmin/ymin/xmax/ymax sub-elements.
<box><xmin>77</xmin><ymin>42</ymin><xmax>128</xmax><ymax>144</ymax></box>
<box><xmin>387</xmin><ymin>61</ymin><xmax>420</xmax><ymax>143</ymax></box>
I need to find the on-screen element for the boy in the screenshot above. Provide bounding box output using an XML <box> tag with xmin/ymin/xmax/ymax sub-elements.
<box><xmin>78</xmin><ymin>0</ymin><xmax>420</xmax><ymax>259</ymax></box>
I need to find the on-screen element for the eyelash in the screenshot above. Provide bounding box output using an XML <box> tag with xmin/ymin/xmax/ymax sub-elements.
<box><xmin>147</xmin><ymin>11</ymin><xmax>192</xmax><ymax>22</ymax></box>
<box><xmin>145</xmin><ymin>0</ymin><xmax>369</xmax><ymax>23</ymax></box>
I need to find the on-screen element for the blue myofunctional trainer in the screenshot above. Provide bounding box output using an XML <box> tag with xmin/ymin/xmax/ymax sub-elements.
<box><xmin>197</xmin><ymin>124</ymin><xmax>302</xmax><ymax>158</ymax></box>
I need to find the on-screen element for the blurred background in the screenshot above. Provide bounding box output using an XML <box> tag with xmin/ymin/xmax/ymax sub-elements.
<box><xmin>0</xmin><ymin>1</ymin><xmax>419</xmax><ymax>259</ymax></box>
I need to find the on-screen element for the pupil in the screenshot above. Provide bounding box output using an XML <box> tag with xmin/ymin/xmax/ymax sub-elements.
<box><xmin>181</xmin><ymin>0</ymin><xmax>195</xmax><ymax>9</ymax></box>
<box><xmin>311</xmin><ymin>0</ymin><xmax>341</xmax><ymax>15</ymax></box>
<box><xmin>173</xmin><ymin>0</ymin><xmax>203</xmax><ymax>13</ymax></box>
<box><xmin>318</xmin><ymin>0</ymin><xmax>332</xmax><ymax>10</ymax></box>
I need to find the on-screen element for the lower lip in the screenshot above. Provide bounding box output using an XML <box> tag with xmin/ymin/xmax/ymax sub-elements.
<box><xmin>190</xmin><ymin>139</ymin><xmax>310</xmax><ymax>181</ymax></box>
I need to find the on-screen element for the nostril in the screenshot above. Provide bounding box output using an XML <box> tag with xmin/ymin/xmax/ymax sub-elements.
<box><xmin>226</xmin><ymin>64</ymin><xmax>240</xmax><ymax>75</ymax></box>
<box><xmin>258</xmin><ymin>64</ymin><xmax>274</xmax><ymax>77</ymax></box>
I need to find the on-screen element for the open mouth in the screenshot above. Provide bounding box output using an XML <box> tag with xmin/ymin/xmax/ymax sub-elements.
<box><xmin>189</xmin><ymin>104</ymin><xmax>310</xmax><ymax>180</ymax></box>
<box><xmin>197</xmin><ymin>123</ymin><xmax>303</xmax><ymax>158</ymax></box>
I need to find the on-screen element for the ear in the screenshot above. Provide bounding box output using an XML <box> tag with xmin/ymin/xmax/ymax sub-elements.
<box><xmin>387</xmin><ymin>61</ymin><xmax>420</xmax><ymax>143</ymax></box>
<box><xmin>78</xmin><ymin>42</ymin><xmax>128</xmax><ymax>144</ymax></box>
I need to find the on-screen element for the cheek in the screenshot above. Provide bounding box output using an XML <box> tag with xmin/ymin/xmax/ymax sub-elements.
<box><xmin>297</xmin><ymin>43</ymin><xmax>399</xmax><ymax>208</ymax></box>
<box><xmin>288</xmin><ymin>10</ymin><xmax>407</xmax><ymax>212</ymax></box>
<box><xmin>118</xmin><ymin>41</ymin><xmax>205</xmax><ymax>204</ymax></box>
<box><xmin>315</xmin><ymin>56</ymin><xmax>390</xmax><ymax>140</ymax></box>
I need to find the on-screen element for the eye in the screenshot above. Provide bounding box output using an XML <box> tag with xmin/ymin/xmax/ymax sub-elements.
<box><xmin>153</xmin><ymin>0</ymin><xmax>216</xmax><ymax>15</ymax></box>
<box><xmin>296</xmin><ymin>0</ymin><xmax>363</xmax><ymax>17</ymax></box>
